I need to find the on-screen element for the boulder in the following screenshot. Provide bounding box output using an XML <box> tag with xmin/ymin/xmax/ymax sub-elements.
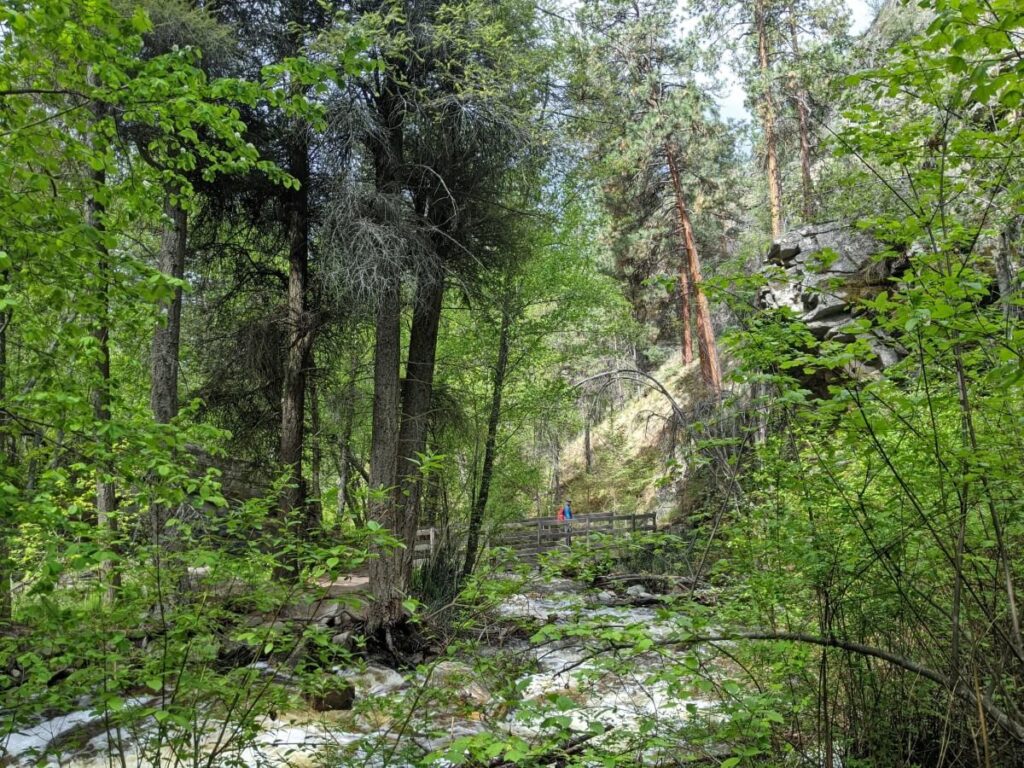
<box><xmin>432</xmin><ymin>661</ymin><xmax>492</xmax><ymax>706</ymax></box>
<box><xmin>338</xmin><ymin>662</ymin><xmax>406</xmax><ymax>697</ymax></box>
<box><xmin>281</xmin><ymin>598</ymin><xmax>347</xmax><ymax>627</ymax></box>
<box><xmin>305</xmin><ymin>680</ymin><xmax>356</xmax><ymax>712</ymax></box>
<box><xmin>331</xmin><ymin>630</ymin><xmax>356</xmax><ymax>651</ymax></box>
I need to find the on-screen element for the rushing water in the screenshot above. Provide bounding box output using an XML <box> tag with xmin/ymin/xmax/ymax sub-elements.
<box><xmin>2</xmin><ymin>577</ymin><xmax>718</xmax><ymax>767</ymax></box>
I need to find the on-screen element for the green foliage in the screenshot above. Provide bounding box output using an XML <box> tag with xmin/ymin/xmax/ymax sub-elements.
<box><xmin>713</xmin><ymin>0</ymin><xmax>1024</xmax><ymax>760</ymax></box>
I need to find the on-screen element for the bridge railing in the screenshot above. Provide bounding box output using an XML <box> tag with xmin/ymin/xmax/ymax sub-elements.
<box><xmin>412</xmin><ymin>527</ymin><xmax>437</xmax><ymax>566</ymax></box>
<box><xmin>412</xmin><ymin>512</ymin><xmax>656</xmax><ymax>564</ymax></box>
<box><xmin>493</xmin><ymin>512</ymin><xmax>656</xmax><ymax>557</ymax></box>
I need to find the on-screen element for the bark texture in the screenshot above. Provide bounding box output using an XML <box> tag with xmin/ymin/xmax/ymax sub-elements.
<box><xmin>367</xmin><ymin>283</ymin><xmax>403</xmax><ymax>632</ymax></box>
<box><xmin>756</xmin><ymin>0</ymin><xmax>784</xmax><ymax>239</ymax></box>
<box><xmin>366</xmin><ymin>65</ymin><xmax>410</xmax><ymax>632</ymax></box>
<box><xmin>395</xmin><ymin>273</ymin><xmax>445</xmax><ymax>578</ymax></box>
<box><xmin>309</xmin><ymin>372</ymin><xmax>322</xmax><ymax>528</ymax></box>
<box><xmin>278</xmin><ymin>140</ymin><xmax>312</xmax><ymax>525</ymax></box>
<box><xmin>666</xmin><ymin>147</ymin><xmax>722</xmax><ymax>392</ymax></box>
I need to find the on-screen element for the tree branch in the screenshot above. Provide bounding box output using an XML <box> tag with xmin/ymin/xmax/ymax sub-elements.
<box><xmin>684</xmin><ymin>631</ymin><xmax>1024</xmax><ymax>742</ymax></box>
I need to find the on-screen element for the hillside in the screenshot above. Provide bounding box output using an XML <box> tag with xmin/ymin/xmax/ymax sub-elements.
<box><xmin>559</xmin><ymin>353</ymin><xmax>704</xmax><ymax>523</ymax></box>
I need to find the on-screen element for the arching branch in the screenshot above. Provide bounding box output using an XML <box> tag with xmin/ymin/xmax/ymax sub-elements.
<box><xmin>572</xmin><ymin>368</ymin><xmax>689</xmax><ymax>425</ymax></box>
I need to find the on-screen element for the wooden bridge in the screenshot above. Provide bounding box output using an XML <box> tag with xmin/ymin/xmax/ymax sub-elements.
<box><xmin>496</xmin><ymin>512</ymin><xmax>657</xmax><ymax>558</ymax></box>
<box><xmin>413</xmin><ymin>512</ymin><xmax>657</xmax><ymax>563</ymax></box>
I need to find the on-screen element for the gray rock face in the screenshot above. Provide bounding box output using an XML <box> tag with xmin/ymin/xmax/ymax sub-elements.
<box><xmin>759</xmin><ymin>222</ymin><xmax>903</xmax><ymax>369</ymax></box>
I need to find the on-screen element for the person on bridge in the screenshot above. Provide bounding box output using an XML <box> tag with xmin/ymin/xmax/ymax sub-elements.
<box><xmin>562</xmin><ymin>499</ymin><xmax>573</xmax><ymax>545</ymax></box>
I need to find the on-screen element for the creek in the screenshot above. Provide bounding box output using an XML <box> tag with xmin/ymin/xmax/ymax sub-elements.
<box><xmin>1</xmin><ymin>576</ymin><xmax>720</xmax><ymax>767</ymax></box>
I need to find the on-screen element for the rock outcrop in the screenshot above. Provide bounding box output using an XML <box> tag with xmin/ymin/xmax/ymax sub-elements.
<box><xmin>758</xmin><ymin>221</ymin><xmax>904</xmax><ymax>370</ymax></box>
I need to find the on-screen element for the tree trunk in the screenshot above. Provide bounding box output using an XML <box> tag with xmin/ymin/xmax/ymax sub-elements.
<box><xmin>665</xmin><ymin>146</ymin><xmax>722</xmax><ymax>393</ymax></box>
<box><xmin>756</xmin><ymin>0</ymin><xmax>784</xmax><ymax>239</ymax></box>
<box><xmin>337</xmin><ymin>350</ymin><xmax>359</xmax><ymax>524</ymax></box>
<box><xmin>394</xmin><ymin>272</ymin><xmax>445</xmax><ymax>580</ymax></box>
<box><xmin>150</xmin><ymin>196</ymin><xmax>187</xmax><ymax>549</ymax></box>
<box><xmin>278</xmin><ymin>140</ymin><xmax>312</xmax><ymax>529</ymax></box>
<box><xmin>309</xmin><ymin>370</ymin><xmax>322</xmax><ymax>528</ymax></box>
<box><xmin>0</xmin><ymin>269</ymin><xmax>11</xmax><ymax>622</ymax></box>
<box><xmin>367</xmin><ymin>284</ymin><xmax>403</xmax><ymax>632</ymax></box>
<box><xmin>997</xmin><ymin>217</ymin><xmax>1022</xmax><ymax>321</ymax></box>
<box><xmin>551</xmin><ymin>433</ymin><xmax>561</xmax><ymax>504</ymax></box>
<box><xmin>584</xmin><ymin>416</ymin><xmax>593</xmax><ymax>474</ymax></box>
<box><xmin>366</xmin><ymin>62</ymin><xmax>407</xmax><ymax>632</ymax></box>
<box><xmin>87</xmin><ymin>133</ymin><xmax>119</xmax><ymax>605</ymax></box>
<box><xmin>788</xmin><ymin>16</ymin><xmax>814</xmax><ymax>222</ymax></box>
<box><xmin>463</xmin><ymin>304</ymin><xmax>511</xmax><ymax>577</ymax></box>
<box><xmin>150</xmin><ymin>198</ymin><xmax>187</xmax><ymax>425</ymax></box>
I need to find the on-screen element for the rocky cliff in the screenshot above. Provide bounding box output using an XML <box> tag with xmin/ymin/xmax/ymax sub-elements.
<box><xmin>757</xmin><ymin>221</ymin><xmax>905</xmax><ymax>370</ymax></box>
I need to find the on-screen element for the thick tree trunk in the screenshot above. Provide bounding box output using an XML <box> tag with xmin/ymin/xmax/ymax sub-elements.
<box><xmin>279</xmin><ymin>141</ymin><xmax>312</xmax><ymax>528</ymax></box>
<box><xmin>367</xmin><ymin>284</ymin><xmax>403</xmax><ymax>632</ymax></box>
<box><xmin>756</xmin><ymin>0</ymin><xmax>784</xmax><ymax>239</ymax></box>
<box><xmin>394</xmin><ymin>272</ymin><xmax>445</xmax><ymax>579</ymax></box>
<box><xmin>463</xmin><ymin>305</ymin><xmax>511</xmax><ymax>577</ymax></box>
<box><xmin>788</xmin><ymin>18</ymin><xmax>814</xmax><ymax>222</ymax></box>
<box><xmin>367</xmin><ymin>61</ymin><xmax>408</xmax><ymax>632</ymax></box>
<box><xmin>666</xmin><ymin>147</ymin><xmax>722</xmax><ymax>393</ymax></box>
